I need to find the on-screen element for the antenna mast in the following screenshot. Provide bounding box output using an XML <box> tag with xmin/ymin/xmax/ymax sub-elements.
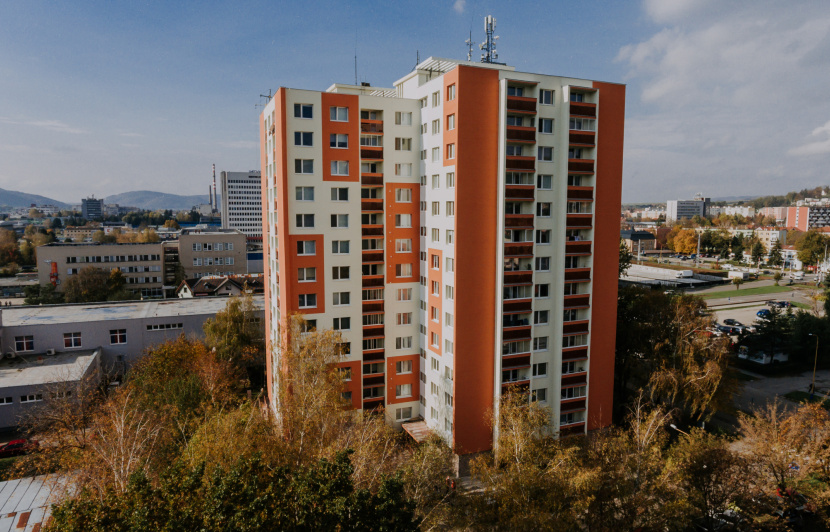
<box><xmin>479</xmin><ymin>15</ymin><xmax>499</xmax><ymax>63</ymax></box>
<box><xmin>465</xmin><ymin>30</ymin><xmax>474</xmax><ymax>61</ymax></box>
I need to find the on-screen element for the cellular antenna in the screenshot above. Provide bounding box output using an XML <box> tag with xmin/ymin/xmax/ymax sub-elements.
<box><xmin>465</xmin><ymin>30</ymin><xmax>474</xmax><ymax>61</ymax></box>
<box><xmin>479</xmin><ymin>15</ymin><xmax>500</xmax><ymax>64</ymax></box>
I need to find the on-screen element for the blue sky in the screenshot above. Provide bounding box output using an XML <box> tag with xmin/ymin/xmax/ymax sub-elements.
<box><xmin>2</xmin><ymin>0</ymin><xmax>830</xmax><ymax>203</ymax></box>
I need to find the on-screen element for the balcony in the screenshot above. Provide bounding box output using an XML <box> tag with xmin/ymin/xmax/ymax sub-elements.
<box><xmin>503</xmin><ymin>270</ymin><xmax>533</xmax><ymax>285</ymax></box>
<box><xmin>566</xmin><ymin>214</ymin><xmax>593</xmax><ymax>229</ymax></box>
<box><xmin>506</xmin><ymin>126</ymin><xmax>536</xmax><ymax>144</ymax></box>
<box><xmin>362</xmin><ymin>397</ymin><xmax>384</xmax><ymax>410</ymax></box>
<box><xmin>504</xmin><ymin>243</ymin><xmax>533</xmax><ymax>258</ymax></box>
<box><xmin>505</xmin><ymin>155</ymin><xmax>535</xmax><ymax>172</ymax></box>
<box><xmin>361</xmin><ymin>199</ymin><xmax>383</xmax><ymax>212</ymax></box>
<box><xmin>362</xmin><ymin>300</ymin><xmax>384</xmax><ymax>313</ymax></box>
<box><xmin>505</xmin><ymin>186</ymin><xmax>535</xmax><ymax>201</ymax></box>
<box><xmin>568</xmin><ymin>159</ymin><xmax>595</xmax><ymax>174</ymax></box>
<box><xmin>362</xmin><ymin>350</ymin><xmax>385</xmax><ymax>362</ymax></box>
<box><xmin>360</xmin><ymin>147</ymin><xmax>383</xmax><ymax>160</ymax></box>
<box><xmin>564</xmin><ymin>294</ymin><xmax>590</xmax><ymax>309</ymax></box>
<box><xmin>362</xmin><ymin>276</ymin><xmax>384</xmax><ymax>288</ymax></box>
<box><xmin>569</xmin><ymin>102</ymin><xmax>596</xmax><ymax>118</ymax></box>
<box><xmin>362</xmin><ymin>326</ymin><xmax>384</xmax><ymax>339</ymax></box>
<box><xmin>562</xmin><ymin>373</ymin><xmax>588</xmax><ymax>388</ymax></box>
<box><xmin>362</xmin><ymin>374</ymin><xmax>385</xmax><ymax>387</ymax></box>
<box><xmin>504</xmin><ymin>214</ymin><xmax>534</xmax><ymax>229</ymax></box>
<box><xmin>569</xmin><ymin>130</ymin><xmax>596</xmax><ymax>146</ymax></box>
<box><xmin>562</xmin><ymin>346</ymin><xmax>589</xmax><ymax>361</ymax></box>
<box><xmin>503</xmin><ymin>315</ymin><xmax>530</xmax><ymax>328</ymax></box>
<box><xmin>502</xmin><ymin>354</ymin><xmax>531</xmax><ymax>369</ymax></box>
<box><xmin>565</xmin><ymin>268</ymin><xmax>592</xmax><ymax>282</ymax></box>
<box><xmin>361</xmin><ymin>225</ymin><xmax>384</xmax><ymax>237</ymax></box>
<box><xmin>567</xmin><ymin>186</ymin><xmax>594</xmax><ymax>201</ymax></box>
<box><xmin>503</xmin><ymin>298</ymin><xmax>532</xmax><ymax>314</ymax></box>
<box><xmin>563</xmin><ymin>320</ymin><xmax>590</xmax><ymax>335</ymax></box>
<box><xmin>361</xmin><ymin>173</ymin><xmax>383</xmax><ymax>186</ymax></box>
<box><xmin>503</xmin><ymin>326</ymin><xmax>532</xmax><ymax>342</ymax></box>
<box><xmin>506</xmin><ymin>96</ymin><xmax>537</xmax><ymax>114</ymax></box>
<box><xmin>561</xmin><ymin>398</ymin><xmax>586</xmax><ymax>411</ymax></box>
<box><xmin>362</xmin><ymin>251</ymin><xmax>384</xmax><ymax>264</ymax></box>
<box><xmin>360</xmin><ymin>120</ymin><xmax>383</xmax><ymax>134</ymax></box>
<box><xmin>565</xmin><ymin>241</ymin><xmax>592</xmax><ymax>255</ymax></box>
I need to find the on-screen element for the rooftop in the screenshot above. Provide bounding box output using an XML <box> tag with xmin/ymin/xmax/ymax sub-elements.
<box><xmin>0</xmin><ymin>474</ymin><xmax>73</xmax><ymax>530</ymax></box>
<box><xmin>1</xmin><ymin>295</ymin><xmax>264</xmax><ymax>327</ymax></box>
<box><xmin>0</xmin><ymin>349</ymin><xmax>99</xmax><ymax>389</ymax></box>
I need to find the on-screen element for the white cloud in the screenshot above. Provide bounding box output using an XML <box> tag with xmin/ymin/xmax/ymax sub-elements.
<box><xmin>453</xmin><ymin>0</ymin><xmax>465</xmax><ymax>15</ymax></box>
<box><xmin>0</xmin><ymin>117</ymin><xmax>86</xmax><ymax>134</ymax></box>
<box><xmin>617</xmin><ymin>2</ymin><xmax>830</xmax><ymax>202</ymax></box>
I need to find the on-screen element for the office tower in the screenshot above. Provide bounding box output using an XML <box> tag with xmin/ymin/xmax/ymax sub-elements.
<box><xmin>220</xmin><ymin>170</ymin><xmax>263</xmax><ymax>239</ymax></box>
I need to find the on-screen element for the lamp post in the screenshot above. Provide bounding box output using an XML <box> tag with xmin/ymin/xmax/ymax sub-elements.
<box><xmin>808</xmin><ymin>333</ymin><xmax>820</xmax><ymax>399</ymax></box>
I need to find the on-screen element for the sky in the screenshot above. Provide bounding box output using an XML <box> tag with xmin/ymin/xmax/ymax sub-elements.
<box><xmin>1</xmin><ymin>0</ymin><xmax>830</xmax><ymax>204</ymax></box>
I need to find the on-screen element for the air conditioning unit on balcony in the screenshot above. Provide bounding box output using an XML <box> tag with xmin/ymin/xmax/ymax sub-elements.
<box><xmin>45</xmin><ymin>349</ymin><xmax>56</xmax><ymax>356</ymax></box>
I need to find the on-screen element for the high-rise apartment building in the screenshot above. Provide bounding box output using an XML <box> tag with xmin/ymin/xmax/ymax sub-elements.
<box><xmin>260</xmin><ymin>56</ymin><xmax>625</xmax><ymax>465</ymax></box>
<box><xmin>220</xmin><ymin>170</ymin><xmax>263</xmax><ymax>239</ymax></box>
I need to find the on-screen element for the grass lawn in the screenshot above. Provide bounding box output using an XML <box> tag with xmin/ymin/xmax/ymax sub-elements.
<box><xmin>783</xmin><ymin>390</ymin><xmax>830</xmax><ymax>409</ymax></box>
<box><xmin>0</xmin><ymin>457</ymin><xmax>18</xmax><ymax>479</ymax></box>
<box><xmin>699</xmin><ymin>285</ymin><xmax>793</xmax><ymax>300</ymax></box>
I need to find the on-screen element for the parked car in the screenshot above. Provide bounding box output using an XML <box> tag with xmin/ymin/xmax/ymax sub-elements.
<box><xmin>757</xmin><ymin>309</ymin><xmax>772</xmax><ymax>319</ymax></box>
<box><xmin>0</xmin><ymin>439</ymin><xmax>39</xmax><ymax>459</ymax></box>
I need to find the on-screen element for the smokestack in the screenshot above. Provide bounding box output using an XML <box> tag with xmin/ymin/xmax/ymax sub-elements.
<box><xmin>209</xmin><ymin>185</ymin><xmax>213</xmax><ymax>211</ymax></box>
<box><xmin>212</xmin><ymin>164</ymin><xmax>217</xmax><ymax>212</ymax></box>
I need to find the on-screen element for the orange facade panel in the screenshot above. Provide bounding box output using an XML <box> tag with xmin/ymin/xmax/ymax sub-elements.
<box><xmin>386</xmin><ymin>183</ymin><xmax>420</xmax><ymax>284</ymax></box>
<box><xmin>386</xmin><ymin>354</ymin><xmax>420</xmax><ymax>406</ymax></box>
<box><xmin>321</xmin><ymin>93</ymin><xmax>360</xmax><ymax>182</ymax></box>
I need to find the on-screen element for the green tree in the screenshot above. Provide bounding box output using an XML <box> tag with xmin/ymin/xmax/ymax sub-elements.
<box><xmin>619</xmin><ymin>238</ymin><xmax>633</xmax><ymax>277</ymax></box>
<box><xmin>773</xmin><ymin>272</ymin><xmax>783</xmax><ymax>286</ymax></box>
<box><xmin>202</xmin><ymin>293</ymin><xmax>264</xmax><ymax>371</ymax></box>
<box><xmin>63</xmin><ymin>267</ymin><xmax>112</xmax><ymax>303</ymax></box>
<box><xmin>732</xmin><ymin>277</ymin><xmax>744</xmax><ymax>290</ymax></box>
<box><xmin>751</xmin><ymin>241</ymin><xmax>765</xmax><ymax>264</ymax></box>
<box><xmin>23</xmin><ymin>283</ymin><xmax>64</xmax><ymax>305</ymax></box>
<box><xmin>796</xmin><ymin>229</ymin><xmax>829</xmax><ymax>267</ymax></box>
<box><xmin>768</xmin><ymin>239</ymin><xmax>784</xmax><ymax>267</ymax></box>
<box><xmin>51</xmin><ymin>217</ymin><xmax>63</xmax><ymax>229</ymax></box>
<box><xmin>0</xmin><ymin>229</ymin><xmax>20</xmax><ymax>266</ymax></box>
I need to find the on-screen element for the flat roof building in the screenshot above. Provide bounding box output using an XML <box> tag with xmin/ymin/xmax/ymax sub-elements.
<box><xmin>221</xmin><ymin>171</ymin><xmax>263</xmax><ymax>240</ymax></box>
<box><xmin>666</xmin><ymin>196</ymin><xmax>709</xmax><ymax>222</ymax></box>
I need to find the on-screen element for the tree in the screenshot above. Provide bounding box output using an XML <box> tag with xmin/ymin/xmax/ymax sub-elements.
<box><xmin>163</xmin><ymin>219</ymin><xmax>180</xmax><ymax>230</ymax></box>
<box><xmin>92</xmin><ymin>230</ymin><xmax>116</xmax><ymax>244</ymax></box>
<box><xmin>769</xmin><ymin>239</ymin><xmax>784</xmax><ymax>267</ymax></box>
<box><xmin>619</xmin><ymin>238</ymin><xmax>633</xmax><ymax>277</ymax></box>
<box><xmin>28</xmin><ymin>208</ymin><xmax>43</xmax><ymax>219</ymax></box>
<box><xmin>796</xmin><ymin>229</ymin><xmax>829</xmax><ymax>267</ymax></box>
<box><xmin>51</xmin><ymin>217</ymin><xmax>63</xmax><ymax>229</ymax></box>
<box><xmin>23</xmin><ymin>283</ymin><xmax>64</xmax><ymax>305</ymax></box>
<box><xmin>63</xmin><ymin>267</ymin><xmax>112</xmax><ymax>303</ymax></box>
<box><xmin>773</xmin><ymin>271</ymin><xmax>783</xmax><ymax>286</ymax></box>
<box><xmin>0</xmin><ymin>229</ymin><xmax>19</xmax><ymax>266</ymax></box>
<box><xmin>202</xmin><ymin>293</ymin><xmax>264</xmax><ymax>372</ymax></box>
<box><xmin>751</xmin><ymin>240</ymin><xmax>765</xmax><ymax>264</ymax></box>
<box><xmin>732</xmin><ymin>277</ymin><xmax>744</xmax><ymax>290</ymax></box>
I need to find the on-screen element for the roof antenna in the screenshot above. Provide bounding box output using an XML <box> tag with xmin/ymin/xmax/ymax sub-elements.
<box><xmin>465</xmin><ymin>30</ymin><xmax>474</xmax><ymax>61</ymax></box>
<box><xmin>415</xmin><ymin>50</ymin><xmax>420</xmax><ymax>70</ymax></box>
<box><xmin>479</xmin><ymin>15</ymin><xmax>500</xmax><ymax>63</ymax></box>
<box><xmin>255</xmin><ymin>89</ymin><xmax>272</xmax><ymax>109</ymax></box>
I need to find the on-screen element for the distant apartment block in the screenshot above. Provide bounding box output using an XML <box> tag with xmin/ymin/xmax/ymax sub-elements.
<box><xmin>260</xmin><ymin>55</ymin><xmax>625</xmax><ymax>462</ymax></box>
<box><xmin>786</xmin><ymin>206</ymin><xmax>830</xmax><ymax>231</ymax></box>
<box><xmin>178</xmin><ymin>228</ymin><xmax>248</xmax><ymax>278</ymax></box>
<box><xmin>708</xmin><ymin>205</ymin><xmax>755</xmax><ymax>218</ymax></box>
<box><xmin>758</xmin><ymin>206</ymin><xmax>787</xmax><ymax>222</ymax></box>
<box><xmin>81</xmin><ymin>196</ymin><xmax>104</xmax><ymax>220</ymax></box>
<box><xmin>666</xmin><ymin>197</ymin><xmax>709</xmax><ymax>222</ymax></box>
<box><xmin>220</xmin><ymin>171</ymin><xmax>263</xmax><ymax>240</ymax></box>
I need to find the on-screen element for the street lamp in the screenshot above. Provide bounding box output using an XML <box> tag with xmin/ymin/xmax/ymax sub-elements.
<box><xmin>808</xmin><ymin>333</ymin><xmax>820</xmax><ymax>399</ymax></box>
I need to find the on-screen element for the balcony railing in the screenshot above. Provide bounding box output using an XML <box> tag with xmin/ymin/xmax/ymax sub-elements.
<box><xmin>503</xmin><ymin>316</ymin><xmax>530</xmax><ymax>328</ymax></box>
<box><xmin>505</xmin><ymin>156</ymin><xmax>535</xmax><ymax>172</ymax></box>
<box><xmin>504</xmin><ymin>243</ymin><xmax>533</xmax><ymax>258</ymax></box>
<box><xmin>360</xmin><ymin>147</ymin><xmax>383</xmax><ymax>160</ymax></box>
<box><xmin>566</xmin><ymin>214</ymin><xmax>593</xmax><ymax>229</ymax></box>
<box><xmin>503</xmin><ymin>299</ymin><xmax>532</xmax><ymax>314</ymax></box>
<box><xmin>506</xmin><ymin>96</ymin><xmax>537</xmax><ymax>114</ymax></box>
<box><xmin>565</xmin><ymin>268</ymin><xmax>592</xmax><ymax>282</ymax></box>
<box><xmin>506</xmin><ymin>126</ymin><xmax>536</xmax><ymax>144</ymax></box>
<box><xmin>362</xmin><ymin>300</ymin><xmax>384</xmax><ymax>313</ymax></box>
<box><xmin>361</xmin><ymin>173</ymin><xmax>383</xmax><ymax>186</ymax></box>
<box><xmin>563</xmin><ymin>320</ymin><xmax>590</xmax><ymax>335</ymax></box>
<box><xmin>561</xmin><ymin>373</ymin><xmax>588</xmax><ymax>388</ymax></box>
<box><xmin>569</xmin><ymin>130</ymin><xmax>596</xmax><ymax>146</ymax></box>
<box><xmin>362</xmin><ymin>326</ymin><xmax>384</xmax><ymax>339</ymax></box>
<box><xmin>569</xmin><ymin>102</ymin><xmax>596</xmax><ymax>118</ymax></box>
<box><xmin>362</xmin><ymin>397</ymin><xmax>384</xmax><ymax>410</ymax></box>
<box><xmin>564</xmin><ymin>294</ymin><xmax>590</xmax><ymax>309</ymax></box>
<box><xmin>565</xmin><ymin>241</ymin><xmax>592</xmax><ymax>255</ymax></box>
<box><xmin>561</xmin><ymin>398</ymin><xmax>586</xmax><ymax>411</ymax></box>
<box><xmin>362</xmin><ymin>251</ymin><xmax>384</xmax><ymax>263</ymax></box>
<box><xmin>503</xmin><ymin>326</ymin><xmax>532</xmax><ymax>342</ymax></box>
<box><xmin>504</xmin><ymin>214</ymin><xmax>534</xmax><ymax>228</ymax></box>
<box><xmin>502</xmin><ymin>354</ymin><xmax>531</xmax><ymax>369</ymax></box>
<box><xmin>567</xmin><ymin>186</ymin><xmax>594</xmax><ymax>201</ymax></box>
<box><xmin>360</xmin><ymin>120</ymin><xmax>383</xmax><ymax>134</ymax></box>
<box><xmin>362</xmin><ymin>374</ymin><xmax>385</xmax><ymax>387</ymax></box>
<box><xmin>503</xmin><ymin>270</ymin><xmax>532</xmax><ymax>285</ymax></box>
<box><xmin>505</xmin><ymin>186</ymin><xmax>535</xmax><ymax>200</ymax></box>
<box><xmin>568</xmin><ymin>159</ymin><xmax>595</xmax><ymax>173</ymax></box>
<box><xmin>562</xmin><ymin>346</ymin><xmax>588</xmax><ymax>361</ymax></box>
<box><xmin>361</xmin><ymin>199</ymin><xmax>383</xmax><ymax>212</ymax></box>
<box><xmin>362</xmin><ymin>276</ymin><xmax>384</xmax><ymax>288</ymax></box>
<box><xmin>362</xmin><ymin>351</ymin><xmax>385</xmax><ymax>362</ymax></box>
<box><xmin>361</xmin><ymin>225</ymin><xmax>384</xmax><ymax>237</ymax></box>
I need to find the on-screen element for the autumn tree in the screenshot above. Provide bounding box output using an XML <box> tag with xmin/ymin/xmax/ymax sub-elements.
<box><xmin>796</xmin><ymin>229</ymin><xmax>829</xmax><ymax>267</ymax></box>
<box><xmin>63</xmin><ymin>267</ymin><xmax>112</xmax><ymax>303</ymax></box>
<box><xmin>732</xmin><ymin>277</ymin><xmax>744</xmax><ymax>290</ymax></box>
<box><xmin>619</xmin><ymin>238</ymin><xmax>633</xmax><ymax>276</ymax></box>
<box><xmin>0</xmin><ymin>229</ymin><xmax>20</xmax><ymax>266</ymax></box>
<box><xmin>202</xmin><ymin>292</ymin><xmax>264</xmax><ymax>372</ymax></box>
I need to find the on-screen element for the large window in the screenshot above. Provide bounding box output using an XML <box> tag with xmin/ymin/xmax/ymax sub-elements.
<box><xmin>109</xmin><ymin>329</ymin><xmax>127</xmax><ymax>345</ymax></box>
<box><xmin>332</xmin><ymin>266</ymin><xmax>350</xmax><ymax>280</ymax></box>
<box><xmin>298</xmin><ymin>294</ymin><xmax>317</xmax><ymax>308</ymax></box>
<box><xmin>297</xmin><ymin>240</ymin><xmax>316</xmax><ymax>255</ymax></box>
<box><xmin>330</xmin><ymin>161</ymin><xmax>349</xmax><ymax>176</ymax></box>
<box><xmin>395</xmin><ymin>384</ymin><xmax>412</xmax><ymax>398</ymax></box>
<box><xmin>537</xmin><ymin>146</ymin><xmax>553</xmax><ymax>161</ymax></box>
<box><xmin>395</xmin><ymin>214</ymin><xmax>411</xmax><ymax>228</ymax></box>
<box><xmin>298</xmin><ymin>267</ymin><xmax>316</xmax><ymax>282</ymax></box>
<box><xmin>330</xmin><ymin>214</ymin><xmax>348</xmax><ymax>228</ymax></box>
<box><xmin>538</xmin><ymin>118</ymin><xmax>554</xmax><ymax>133</ymax></box>
<box><xmin>395</xmin><ymin>188</ymin><xmax>411</xmax><ymax>202</ymax></box>
<box><xmin>295</xmin><ymin>159</ymin><xmax>313</xmax><ymax>174</ymax></box>
<box><xmin>294</xmin><ymin>132</ymin><xmax>313</xmax><ymax>146</ymax></box>
<box><xmin>331</xmin><ymin>240</ymin><xmax>349</xmax><ymax>254</ymax></box>
<box><xmin>333</xmin><ymin>292</ymin><xmax>350</xmax><ymax>306</ymax></box>
<box><xmin>296</xmin><ymin>214</ymin><xmax>314</xmax><ymax>228</ymax></box>
<box><xmin>538</xmin><ymin>90</ymin><xmax>554</xmax><ymax>105</ymax></box>
<box><xmin>295</xmin><ymin>186</ymin><xmax>314</xmax><ymax>201</ymax></box>
<box><xmin>395</xmin><ymin>111</ymin><xmax>412</xmax><ymax>125</ymax></box>
<box><xmin>333</xmin><ymin>317</ymin><xmax>351</xmax><ymax>330</ymax></box>
<box><xmin>294</xmin><ymin>104</ymin><xmax>313</xmax><ymax>118</ymax></box>
<box><xmin>329</xmin><ymin>106</ymin><xmax>348</xmax><ymax>121</ymax></box>
<box><xmin>14</xmin><ymin>336</ymin><xmax>33</xmax><ymax>352</ymax></box>
<box><xmin>330</xmin><ymin>187</ymin><xmax>348</xmax><ymax>201</ymax></box>
<box><xmin>329</xmin><ymin>133</ymin><xmax>348</xmax><ymax>148</ymax></box>
<box><xmin>63</xmin><ymin>332</ymin><xmax>82</xmax><ymax>349</ymax></box>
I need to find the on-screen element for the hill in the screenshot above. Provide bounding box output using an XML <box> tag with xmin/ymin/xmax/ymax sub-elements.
<box><xmin>104</xmin><ymin>191</ymin><xmax>218</xmax><ymax>211</ymax></box>
<box><xmin>0</xmin><ymin>188</ymin><xmax>68</xmax><ymax>208</ymax></box>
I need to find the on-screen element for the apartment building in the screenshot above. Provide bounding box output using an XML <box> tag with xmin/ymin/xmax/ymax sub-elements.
<box><xmin>666</xmin><ymin>197</ymin><xmax>709</xmax><ymax>222</ymax></box>
<box><xmin>786</xmin><ymin>205</ymin><xmax>830</xmax><ymax>231</ymax></box>
<box><xmin>178</xmin><ymin>228</ymin><xmax>248</xmax><ymax>279</ymax></box>
<box><xmin>81</xmin><ymin>196</ymin><xmax>104</xmax><ymax>220</ymax></box>
<box><xmin>260</xmin><ymin>56</ymin><xmax>624</xmax><ymax>464</ymax></box>
<box><xmin>220</xmin><ymin>170</ymin><xmax>263</xmax><ymax>240</ymax></box>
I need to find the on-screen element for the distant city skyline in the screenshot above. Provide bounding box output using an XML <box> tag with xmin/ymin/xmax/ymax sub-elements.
<box><xmin>2</xmin><ymin>1</ymin><xmax>830</xmax><ymax>203</ymax></box>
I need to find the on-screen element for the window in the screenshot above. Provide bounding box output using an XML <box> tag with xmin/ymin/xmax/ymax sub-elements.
<box><xmin>0</xmin><ymin>397</ymin><xmax>11</xmax><ymax>406</ymax></box>
<box><xmin>333</xmin><ymin>292</ymin><xmax>350</xmax><ymax>305</ymax></box>
<box><xmin>447</xmin><ymin>84</ymin><xmax>456</xmax><ymax>101</ymax></box>
<box><xmin>397</xmin><ymin>312</ymin><xmax>412</xmax><ymax>325</ymax></box>
<box><xmin>395</xmin><ymin>137</ymin><xmax>412</xmax><ymax>151</ymax></box>
<box><xmin>446</xmin><ymin>202</ymin><xmax>455</xmax><ymax>216</ymax></box>
<box><xmin>447</xmin><ymin>114</ymin><xmax>455</xmax><ymax>130</ymax></box>
<box><xmin>395</xmin><ymin>360</ymin><xmax>412</xmax><ymax>375</ymax></box>
<box><xmin>537</xmin><ymin>203</ymin><xmax>552</xmax><ymax>217</ymax></box>
<box><xmin>568</xmin><ymin>175</ymin><xmax>583</xmax><ymax>186</ymax></box>
<box><xmin>537</xmin><ymin>174</ymin><xmax>552</xmax><ymax>189</ymax></box>
<box><xmin>331</xmin><ymin>240</ymin><xmax>349</xmax><ymax>254</ymax></box>
<box><xmin>431</xmin><ymin>306</ymin><xmax>439</xmax><ymax>321</ymax></box>
<box><xmin>431</xmin><ymin>254</ymin><xmax>439</xmax><ymax>269</ymax></box>
<box><xmin>395</xmin><ymin>163</ymin><xmax>412</xmax><ymax>176</ymax></box>
<box><xmin>396</xmin><ymin>336</ymin><xmax>413</xmax><ymax>349</ymax></box>
<box><xmin>532</xmin><ymin>362</ymin><xmax>548</xmax><ymax>377</ymax></box>
<box><xmin>431</xmin><ymin>358</ymin><xmax>439</xmax><ymax>371</ymax></box>
<box><xmin>431</xmin><ymin>228</ymin><xmax>439</xmax><ymax>242</ymax></box>
<box><xmin>538</xmin><ymin>118</ymin><xmax>554</xmax><ymax>133</ymax></box>
<box><xmin>329</xmin><ymin>133</ymin><xmax>348</xmax><ymax>148</ymax></box>
<box><xmin>396</xmin><ymin>407</ymin><xmax>413</xmax><ymax>421</ymax></box>
<box><xmin>532</xmin><ymin>388</ymin><xmax>547</xmax><ymax>402</ymax></box>
<box><xmin>294</xmin><ymin>131</ymin><xmax>313</xmax><ymax>146</ymax></box>
<box><xmin>297</xmin><ymin>240</ymin><xmax>316</xmax><ymax>255</ymax></box>
<box><xmin>446</xmin><ymin>230</ymin><xmax>454</xmax><ymax>244</ymax></box>
<box><xmin>431</xmin><ymin>332</ymin><xmax>439</xmax><ymax>347</ymax></box>
<box><xmin>564</xmin><ymin>309</ymin><xmax>579</xmax><ymax>322</ymax></box>
<box><xmin>431</xmin><ymin>281</ymin><xmax>440</xmax><ymax>296</ymax></box>
<box><xmin>535</xmin><ymin>257</ymin><xmax>550</xmax><ymax>271</ymax></box>
<box><xmin>537</xmin><ymin>146</ymin><xmax>553</xmax><ymax>161</ymax></box>
<box><xmin>432</xmin><ymin>119</ymin><xmax>440</xmax><ymax>135</ymax></box>
<box><xmin>14</xmin><ymin>336</ymin><xmax>33</xmax><ymax>352</ymax></box>
<box><xmin>506</xmin><ymin>116</ymin><xmax>523</xmax><ymax>126</ymax></box>
<box><xmin>535</xmin><ymin>230</ymin><xmax>551</xmax><ymax>244</ymax></box>
<box><xmin>339</xmin><ymin>367</ymin><xmax>352</xmax><ymax>381</ymax></box>
<box><xmin>533</xmin><ymin>337</ymin><xmax>549</xmax><ymax>351</ymax></box>
<box><xmin>507</xmin><ymin>86</ymin><xmax>524</xmax><ymax>97</ymax></box>
<box><xmin>294</xmin><ymin>104</ymin><xmax>313</xmax><ymax>118</ymax></box>
<box><xmin>298</xmin><ymin>267</ymin><xmax>316</xmax><ymax>282</ymax></box>
<box><xmin>447</xmin><ymin>143</ymin><xmax>456</xmax><ymax>160</ymax></box>
<box><xmin>394</xmin><ymin>111</ymin><xmax>412</xmax><ymax>125</ymax></box>
<box><xmin>20</xmin><ymin>394</ymin><xmax>43</xmax><ymax>403</ymax></box>
<box><xmin>395</xmin><ymin>214</ymin><xmax>411</xmax><ymax>228</ymax></box>
<box><xmin>298</xmin><ymin>294</ymin><xmax>317</xmax><ymax>308</ymax></box>
<box><xmin>564</xmin><ymin>283</ymin><xmax>581</xmax><ymax>296</ymax></box>
<box><xmin>445</xmin><ymin>285</ymin><xmax>454</xmax><ymax>300</ymax></box>
<box><xmin>361</xmin><ymin>110</ymin><xmax>380</xmax><ymax>120</ymax></box>
<box><xmin>396</xmin><ymin>263</ymin><xmax>412</xmax><ymax>278</ymax></box>
<box><xmin>570</xmin><ymin>92</ymin><xmax>585</xmax><ymax>102</ymax></box>
<box><xmin>535</xmin><ymin>284</ymin><xmax>550</xmax><ymax>298</ymax></box>
<box><xmin>330</xmin><ymin>187</ymin><xmax>348</xmax><ymax>201</ymax></box>
<box><xmin>330</xmin><ymin>214</ymin><xmax>348</xmax><ymax>228</ymax></box>
<box><xmin>295</xmin><ymin>159</ymin><xmax>314</xmax><ymax>174</ymax></box>
<box><xmin>446</xmin><ymin>172</ymin><xmax>455</xmax><ymax>187</ymax></box>
<box><xmin>295</xmin><ymin>186</ymin><xmax>314</xmax><ymax>201</ymax></box>
<box><xmin>539</xmin><ymin>89</ymin><xmax>554</xmax><ymax>105</ymax></box>
<box><xmin>534</xmin><ymin>310</ymin><xmax>549</xmax><ymax>325</ymax></box>
<box><xmin>444</xmin><ymin>340</ymin><xmax>453</xmax><ymax>354</ymax></box>
<box><xmin>296</xmin><ymin>214</ymin><xmax>314</xmax><ymax>228</ymax></box>
<box><xmin>506</xmin><ymin>145</ymin><xmax>523</xmax><ymax>156</ymax></box>
<box><xmin>397</xmin><ymin>288</ymin><xmax>412</xmax><ymax>301</ymax></box>
<box><xmin>432</xmin><ymin>91</ymin><xmax>440</xmax><ymax>107</ymax></box>
<box><xmin>329</xmin><ymin>106</ymin><xmax>348</xmax><ymax>121</ymax></box>
<box><xmin>333</xmin><ymin>317</ymin><xmax>351</xmax><ymax>330</ymax></box>
<box><xmin>330</xmin><ymin>160</ymin><xmax>349</xmax><ymax>176</ymax></box>
<box><xmin>570</xmin><ymin>117</ymin><xmax>595</xmax><ymax>131</ymax></box>
<box><xmin>431</xmin><ymin>202</ymin><xmax>439</xmax><ymax>216</ymax></box>
<box><xmin>563</xmin><ymin>361</ymin><xmax>586</xmax><ymax>374</ymax></box>
<box><xmin>107</xmin><ymin>329</ymin><xmax>127</xmax><ymax>345</ymax></box>
<box><xmin>431</xmin><ymin>174</ymin><xmax>440</xmax><ymax>189</ymax></box>
<box><xmin>64</xmin><ymin>332</ymin><xmax>82</xmax><ymax>349</ymax></box>
<box><xmin>395</xmin><ymin>188</ymin><xmax>411</xmax><ymax>202</ymax></box>
<box><xmin>445</xmin><ymin>312</ymin><xmax>453</xmax><ymax>327</ymax></box>
<box><xmin>395</xmin><ymin>239</ymin><xmax>412</xmax><ymax>253</ymax></box>
<box><xmin>562</xmin><ymin>386</ymin><xmax>587</xmax><ymax>400</ymax></box>
<box><xmin>565</xmin><ymin>256</ymin><xmax>580</xmax><ymax>269</ymax></box>
<box><xmin>395</xmin><ymin>384</ymin><xmax>412</xmax><ymax>399</ymax></box>
<box><xmin>363</xmin><ymin>387</ymin><xmax>383</xmax><ymax>399</ymax></box>
<box><xmin>332</xmin><ymin>266</ymin><xmax>350</xmax><ymax>280</ymax></box>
